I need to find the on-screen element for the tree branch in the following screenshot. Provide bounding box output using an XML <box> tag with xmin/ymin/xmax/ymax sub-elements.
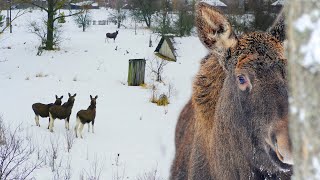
<box><xmin>53</xmin><ymin>11</ymin><xmax>84</xmax><ymax>22</ymax></box>
<box><xmin>29</xmin><ymin>2</ymin><xmax>48</xmax><ymax>12</ymax></box>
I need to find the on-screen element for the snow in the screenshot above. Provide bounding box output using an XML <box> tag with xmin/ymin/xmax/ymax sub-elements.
<box><xmin>271</xmin><ymin>0</ymin><xmax>284</xmax><ymax>6</ymax></box>
<box><xmin>200</xmin><ymin>0</ymin><xmax>227</xmax><ymax>7</ymax></box>
<box><xmin>294</xmin><ymin>11</ymin><xmax>320</xmax><ymax>73</ymax></box>
<box><xmin>313</xmin><ymin>158</ymin><xmax>320</xmax><ymax>179</ymax></box>
<box><xmin>70</xmin><ymin>1</ymin><xmax>98</xmax><ymax>7</ymax></box>
<box><xmin>0</xmin><ymin>9</ymin><xmax>207</xmax><ymax>179</ymax></box>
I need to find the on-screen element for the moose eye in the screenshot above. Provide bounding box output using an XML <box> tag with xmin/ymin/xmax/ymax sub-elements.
<box><xmin>238</xmin><ymin>75</ymin><xmax>246</xmax><ymax>84</ymax></box>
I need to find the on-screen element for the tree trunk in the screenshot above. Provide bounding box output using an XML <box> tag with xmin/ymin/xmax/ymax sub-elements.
<box><xmin>286</xmin><ymin>1</ymin><xmax>320</xmax><ymax>179</ymax></box>
<box><xmin>46</xmin><ymin>0</ymin><xmax>55</xmax><ymax>50</ymax></box>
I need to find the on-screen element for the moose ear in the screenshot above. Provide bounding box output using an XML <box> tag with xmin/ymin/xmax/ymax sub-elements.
<box><xmin>68</xmin><ymin>93</ymin><xmax>71</xmax><ymax>97</ymax></box>
<box><xmin>268</xmin><ymin>9</ymin><xmax>285</xmax><ymax>42</ymax></box>
<box><xmin>196</xmin><ymin>2</ymin><xmax>237</xmax><ymax>50</ymax></box>
<box><xmin>95</xmin><ymin>95</ymin><xmax>98</xmax><ymax>99</ymax></box>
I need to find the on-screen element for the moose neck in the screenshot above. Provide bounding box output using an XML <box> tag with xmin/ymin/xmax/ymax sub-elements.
<box><xmin>88</xmin><ymin>103</ymin><xmax>96</xmax><ymax>110</ymax></box>
<box><xmin>63</xmin><ymin>100</ymin><xmax>74</xmax><ymax>109</ymax></box>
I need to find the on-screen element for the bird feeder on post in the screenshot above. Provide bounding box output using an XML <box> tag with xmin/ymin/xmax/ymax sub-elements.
<box><xmin>127</xmin><ymin>59</ymin><xmax>146</xmax><ymax>86</ymax></box>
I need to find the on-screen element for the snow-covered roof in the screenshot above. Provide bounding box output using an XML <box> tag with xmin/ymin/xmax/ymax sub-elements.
<box><xmin>200</xmin><ymin>0</ymin><xmax>227</xmax><ymax>7</ymax></box>
<box><xmin>271</xmin><ymin>0</ymin><xmax>284</xmax><ymax>6</ymax></box>
<box><xmin>70</xmin><ymin>1</ymin><xmax>98</xmax><ymax>7</ymax></box>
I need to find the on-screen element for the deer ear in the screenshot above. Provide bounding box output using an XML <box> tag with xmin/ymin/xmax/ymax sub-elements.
<box><xmin>90</xmin><ymin>95</ymin><xmax>93</xmax><ymax>99</ymax></box>
<box><xmin>60</xmin><ymin>96</ymin><xmax>63</xmax><ymax>99</ymax></box>
<box><xmin>268</xmin><ymin>9</ymin><xmax>285</xmax><ymax>42</ymax></box>
<box><xmin>55</xmin><ymin>95</ymin><xmax>58</xmax><ymax>99</ymax></box>
<box><xmin>95</xmin><ymin>95</ymin><xmax>98</xmax><ymax>99</ymax></box>
<box><xmin>196</xmin><ymin>2</ymin><xmax>237</xmax><ymax>50</ymax></box>
<box><xmin>73</xmin><ymin>93</ymin><xmax>77</xmax><ymax>97</ymax></box>
<box><xmin>68</xmin><ymin>93</ymin><xmax>71</xmax><ymax>97</ymax></box>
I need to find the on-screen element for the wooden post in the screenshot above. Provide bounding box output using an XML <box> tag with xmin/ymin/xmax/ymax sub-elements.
<box><xmin>127</xmin><ymin>59</ymin><xmax>146</xmax><ymax>86</ymax></box>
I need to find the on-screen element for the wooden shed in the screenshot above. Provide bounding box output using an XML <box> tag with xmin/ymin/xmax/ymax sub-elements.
<box><xmin>154</xmin><ymin>36</ymin><xmax>177</xmax><ymax>62</ymax></box>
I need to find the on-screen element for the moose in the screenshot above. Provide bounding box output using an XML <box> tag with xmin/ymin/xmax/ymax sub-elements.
<box><xmin>170</xmin><ymin>3</ymin><xmax>292</xmax><ymax>180</ymax></box>
<box><xmin>48</xmin><ymin>93</ymin><xmax>76</xmax><ymax>132</ymax></box>
<box><xmin>105</xmin><ymin>30</ymin><xmax>119</xmax><ymax>43</ymax></box>
<box><xmin>74</xmin><ymin>95</ymin><xmax>98</xmax><ymax>138</ymax></box>
<box><xmin>32</xmin><ymin>95</ymin><xmax>63</xmax><ymax>128</ymax></box>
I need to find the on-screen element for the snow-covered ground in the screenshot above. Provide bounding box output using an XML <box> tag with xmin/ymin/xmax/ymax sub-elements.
<box><xmin>0</xmin><ymin>9</ymin><xmax>207</xmax><ymax>179</ymax></box>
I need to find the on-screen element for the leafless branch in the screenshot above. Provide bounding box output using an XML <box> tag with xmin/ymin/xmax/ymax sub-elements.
<box><xmin>0</xmin><ymin>117</ymin><xmax>43</xmax><ymax>180</ymax></box>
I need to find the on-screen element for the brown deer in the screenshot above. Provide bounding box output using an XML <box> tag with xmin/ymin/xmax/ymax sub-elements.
<box><xmin>74</xmin><ymin>95</ymin><xmax>98</xmax><ymax>138</ymax></box>
<box><xmin>170</xmin><ymin>3</ymin><xmax>292</xmax><ymax>180</ymax></box>
<box><xmin>32</xmin><ymin>95</ymin><xmax>63</xmax><ymax>128</ymax></box>
<box><xmin>48</xmin><ymin>93</ymin><xmax>76</xmax><ymax>132</ymax></box>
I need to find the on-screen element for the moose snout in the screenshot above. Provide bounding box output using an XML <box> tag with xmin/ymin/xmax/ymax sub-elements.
<box><xmin>267</xmin><ymin>120</ymin><xmax>293</xmax><ymax>165</ymax></box>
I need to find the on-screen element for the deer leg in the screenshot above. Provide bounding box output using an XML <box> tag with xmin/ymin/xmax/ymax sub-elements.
<box><xmin>49</xmin><ymin>113</ymin><xmax>54</xmax><ymax>132</ymax></box>
<box><xmin>74</xmin><ymin>116</ymin><xmax>80</xmax><ymax>138</ymax></box>
<box><xmin>88</xmin><ymin>123</ymin><xmax>90</xmax><ymax>132</ymax></box>
<box><xmin>65</xmin><ymin>117</ymin><xmax>70</xmax><ymax>130</ymax></box>
<box><xmin>79</xmin><ymin>123</ymin><xmax>84</xmax><ymax>138</ymax></box>
<box><xmin>35</xmin><ymin>115</ymin><xmax>39</xmax><ymax>126</ymax></box>
<box><xmin>92</xmin><ymin>120</ymin><xmax>95</xmax><ymax>133</ymax></box>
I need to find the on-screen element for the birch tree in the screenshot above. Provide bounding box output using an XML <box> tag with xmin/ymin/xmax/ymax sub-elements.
<box><xmin>286</xmin><ymin>0</ymin><xmax>320</xmax><ymax>179</ymax></box>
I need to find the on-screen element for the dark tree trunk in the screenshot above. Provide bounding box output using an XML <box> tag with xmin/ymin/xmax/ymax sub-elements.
<box><xmin>46</xmin><ymin>0</ymin><xmax>55</xmax><ymax>50</ymax></box>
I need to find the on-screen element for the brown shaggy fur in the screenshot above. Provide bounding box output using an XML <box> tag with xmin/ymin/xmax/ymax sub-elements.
<box><xmin>32</xmin><ymin>95</ymin><xmax>63</xmax><ymax>127</ymax></box>
<box><xmin>170</xmin><ymin>3</ymin><xmax>292</xmax><ymax>180</ymax></box>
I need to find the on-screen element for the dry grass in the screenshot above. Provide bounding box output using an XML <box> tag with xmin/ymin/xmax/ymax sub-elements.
<box><xmin>156</xmin><ymin>94</ymin><xmax>169</xmax><ymax>106</ymax></box>
<box><xmin>140</xmin><ymin>83</ymin><xmax>148</xmax><ymax>89</ymax></box>
<box><xmin>25</xmin><ymin>76</ymin><xmax>30</xmax><ymax>80</ymax></box>
<box><xmin>35</xmin><ymin>72</ymin><xmax>48</xmax><ymax>78</ymax></box>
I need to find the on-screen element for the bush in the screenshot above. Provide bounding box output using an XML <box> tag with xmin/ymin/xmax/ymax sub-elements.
<box><xmin>156</xmin><ymin>94</ymin><xmax>169</xmax><ymax>106</ymax></box>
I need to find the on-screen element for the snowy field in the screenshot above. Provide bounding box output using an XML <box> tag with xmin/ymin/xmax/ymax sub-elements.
<box><xmin>0</xmin><ymin>9</ymin><xmax>207</xmax><ymax>179</ymax></box>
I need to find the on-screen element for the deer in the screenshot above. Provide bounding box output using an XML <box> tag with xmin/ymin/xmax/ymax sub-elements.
<box><xmin>32</xmin><ymin>95</ymin><xmax>63</xmax><ymax>128</ymax></box>
<box><xmin>105</xmin><ymin>30</ymin><xmax>119</xmax><ymax>43</ymax></box>
<box><xmin>48</xmin><ymin>93</ymin><xmax>76</xmax><ymax>132</ymax></box>
<box><xmin>170</xmin><ymin>3</ymin><xmax>292</xmax><ymax>180</ymax></box>
<box><xmin>74</xmin><ymin>95</ymin><xmax>98</xmax><ymax>138</ymax></box>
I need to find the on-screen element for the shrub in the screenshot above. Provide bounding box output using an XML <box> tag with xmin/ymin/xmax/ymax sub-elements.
<box><xmin>156</xmin><ymin>94</ymin><xmax>169</xmax><ymax>106</ymax></box>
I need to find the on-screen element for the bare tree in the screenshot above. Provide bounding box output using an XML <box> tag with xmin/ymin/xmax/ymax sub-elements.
<box><xmin>154</xmin><ymin>0</ymin><xmax>174</xmax><ymax>36</ymax></box>
<box><xmin>65</xmin><ymin>130</ymin><xmax>75</xmax><ymax>153</ymax></box>
<box><xmin>136</xmin><ymin>166</ymin><xmax>164</xmax><ymax>180</ymax></box>
<box><xmin>22</xmin><ymin>0</ymin><xmax>84</xmax><ymax>50</ymax></box>
<box><xmin>286</xmin><ymin>0</ymin><xmax>320</xmax><ymax>179</ymax></box>
<box><xmin>112</xmin><ymin>154</ymin><xmax>126</xmax><ymax>180</ymax></box>
<box><xmin>173</xmin><ymin>0</ymin><xmax>195</xmax><ymax>36</ymax></box>
<box><xmin>48</xmin><ymin>136</ymin><xmax>60</xmax><ymax>172</ymax></box>
<box><xmin>83</xmin><ymin>154</ymin><xmax>105</xmax><ymax>180</ymax></box>
<box><xmin>28</xmin><ymin>20</ymin><xmax>62</xmax><ymax>55</ymax></box>
<box><xmin>130</xmin><ymin>0</ymin><xmax>158</xmax><ymax>28</ymax></box>
<box><xmin>147</xmin><ymin>58</ymin><xmax>168</xmax><ymax>82</ymax></box>
<box><xmin>109</xmin><ymin>0</ymin><xmax>126</xmax><ymax>29</ymax></box>
<box><xmin>0</xmin><ymin>8</ymin><xmax>27</xmax><ymax>34</ymax></box>
<box><xmin>0</xmin><ymin>117</ymin><xmax>43</xmax><ymax>179</ymax></box>
<box><xmin>74</xmin><ymin>3</ymin><xmax>92</xmax><ymax>32</ymax></box>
